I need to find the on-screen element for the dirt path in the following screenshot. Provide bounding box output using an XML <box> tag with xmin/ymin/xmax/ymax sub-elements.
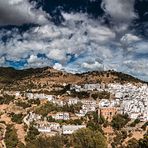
<box><xmin>14</xmin><ymin>124</ymin><xmax>26</xmax><ymax>145</ymax></box>
<box><xmin>0</xmin><ymin>123</ymin><xmax>6</xmax><ymax>148</ymax></box>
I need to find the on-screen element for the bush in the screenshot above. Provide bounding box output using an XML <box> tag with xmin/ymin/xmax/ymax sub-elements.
<box><xmin>111</xmin><ymin>114</ymin><xmax>130</xmax><ymax>130</ymax></box>
<box><xmin>26</xmin><ymin>134</ymin><xmax>64</xmax><ymax>148</ymax></box>
<box><xmin>91</xmin><ymin>93</ymin><xmax>98</xmax><ymax>100</ymax></box>
<box><xmin>98</xmin><ymin>91</ymin><xmax>110</xmax><ymax>99</ymax></box>
<box><xmin>70</xmin><ymin>90</ymin><xmax>90</xmax><ymax>99</ymax></box>
<box><xmin>35</xmin><ymin>102</ymin><xmax>61</xmax><ymax>116</ymax></box>
<box><xmin>138</xmin><ymin>131</ymin><xmax>148</xmax><ymax>148</ymax></box>
<box><xmin>66</xmin><ymin>119</ymin><xmax>82</xmax><ymax>125</ymax></box>
<box><xmin>111</xmin><ymin>131</ymin><xmax>127</xmax><ymax>148</ymax></box>
<box><xmin>130</xmin><ymin>119</ymin><xmax>140</xmax><ymax>127</ymax></box>
<box><xmin>11</xmin><ymin>113</ymin><xmax>24</xmax><ymax>124</ymax></box>
<box><xmin>5</xmin><ymin>125</ymin><xmax>19</xmax><ymax>148</ymax></box>
<box><xmin>126</xmin><ymin>138</ymin><xmax>139</xmax><ymax>148</ymax></box>
<box><xmin>28</xmin><ymin>99</ymin><xmax>40</xmax><ymax>105</ymax></box>
<box><xmin>25</xmin><ymin>126</ymin><xmax>40</xmax><ymax>142</ymax></box>
<box><xmin>141</xmin><ymin>122</ymin><xmax>148</xmax><ymax>131</ymax></box>
<box><xmin>87</xmin><ymin>121</ymin><xmax>104</xmax><ymax>134</ymax></box>
<box><xmin>0</xmin><ymin>94</ymin><xmax>15</xmax><ymax>104</ymax></box>
<box><xmin>16</xmin><ymin>101</ymin><xmax>31</xmax><ymax>109</ymax></box>
<box><xmin>71</xmin><ymin>128</ymin><xmax>107</xmax><ymax>148</ymax></box>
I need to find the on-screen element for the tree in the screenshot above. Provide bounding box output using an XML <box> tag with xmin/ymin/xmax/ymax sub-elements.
<box><xmin>66</xmin><ymin>119</ymin><xmax>82</xmax><ymax>125</ymax></box>
<box><xmin>5</xmin><ymin>125</ymin><xmax>19</xmax><ymax>148</ymax></box>
<box><xmin>97</xmin><ymin>91</ymin><xmax>110</xmax><ymax>100</ymax></box>
<box><xmin>17</xmin><ymin>142</ymin><xmax>26</xmax><ymax>148</ymax></box>
<box><xmin>92</xmin><ymin>111</ymin><xmax>98</xmax><ymax>123</ymax></box>
<box><xmin>11</xmin><ymin>113</ymin><xmax>24</xmax><ymax>124</ymax></box>
<box><xmin>87</xmin><ymin>121</ymin><xmax>104</xmax><ymax>134</ymax></box>
<box><xmin>111</xmin><ymin>130</ymin><xmax>127</xmax><ymax>148</ymax></box>
<box><xmin>141</xmin><ymin>122</ymin><xmax>148</xmax><ymax>131</ymax></box>
<box><xmin>126</xmin><ymin>138</ymin><xmax>139</xmax><ymax>148</ymax></box>
<box><xmin>35</xmin><ymin>102</ymin><xmax>60</xmax><ymax>116</ymax></box>
<box><xmin>0</xmin><ymin>94</ymin><xmax>15</xmax><ymax>104</ymax></box>
<box><xmin>16</xmin><ymin>100</ymin><xmax>31</xmax><ymax>109</ymax></box>
<box><xmin>48</xmin><ymin>134</ymin><xmax>64</xmax><ymax>148</ymax></box>
<box><xmin>111</xmin><ymin>114</ymin><xmax>130</xmax><ymax>130</ymax></box>
<box><xmin>71</xmin><ymin>128</ymin><xmax>107</xmax><ymax>148</ymax></box>
<box><xmin>25</xmin><ymin>126</ymin><xmax>40</xmax><ymax>142</ymax></box>
<box><xmin>98</xmin><ymin>114</ymin><xmax>105</xmax><ymax>125</ymax></box>
<box><xmin>130</xmin><ymin>119</ymin><xmax>140</xmax><ymax>127</ymax></box>
<box><xmin>47</xmin><ymin>116</ymin><xmax>55</xmax><ymax>122</ymax></box>
<box><xmin>91</xmin><ymin>93</ymin><xmax>98</xmax><ymax>100</ymax></box>
<box><xmin>26</xmin><ymin>135</ymin><xmax>64</xmax><ymax>148</ymax></box>
<box><xmin>121</xmin><ymin>130</ymin><xmax>128</xmax><ymax>139</ymax></box>
<box><xmin>138</xmin><ymin>131</ymin><xmax>148</xmax><ymax>148</ymax></box>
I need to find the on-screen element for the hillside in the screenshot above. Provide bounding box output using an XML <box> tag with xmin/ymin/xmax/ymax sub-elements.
<box><xmin>0</xmin><ymin>67</ymin><xmax>147</xmax><ymax>148</ymax></box>
<box><xmin>0</xmin><ymin>67</ymin><xmax>146</xmax><ymax>91</ymax></box>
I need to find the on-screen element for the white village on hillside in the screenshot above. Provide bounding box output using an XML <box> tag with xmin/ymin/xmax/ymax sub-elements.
<box><xmin>0</xmin><ymin>82</ymin><xmax>147</xmax><ymax>136</ymax></box>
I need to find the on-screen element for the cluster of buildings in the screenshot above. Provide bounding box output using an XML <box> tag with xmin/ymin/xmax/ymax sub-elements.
<box><xmin>75</xmin><ymin>99</ymin><xmax>97</xmax><ymax>117</ymax></box>
<box><xmin>107</xmin><ymin>83</ymin><xmax>148</xmax><ymax>121</ymax></box>
<box><xmin>2</xmin><ymin>82</ymin><xmax>148</xmax><ymax>122</ymax></box>
<box><xmin>26</xmin><ymin>93</ymin><xmax>54</xmax><ymax>101</ymax></box>
<box><xmin>35</xmin><ymin>121</ymin><xmax>86</xmax><ymax>135</ymax></box>
<box><xmin>70</xmin><ymin>83</ymin><xmax>105</xmax><ymax>92</ymax></box>
<box><xmin>48</xmin><ymin>112</ymin><xmax>70</xmax><ymax>120</ymax></box>
<box><xmin>98</xmin><ymin>99</ymin><xmax>120</xmax><ymax>122</ymax></box>
<box><xmin>70</xmin><ymin>83</ymin><xmax>148</xmax><ymax>121</ymax></box>
<box><xmin>23</xmin><ymin>112</ymin><xmax>86</xmax><ymax>136</ymax></box>
<box><xmin>1</xmin><ymin>82</ymin><xmax>148</xmax><ymax>136</ymax></box>
<box><xmin>35</xmin><ymin>121</ymin><xmax>61</xmax><ymax>135</ymax></box>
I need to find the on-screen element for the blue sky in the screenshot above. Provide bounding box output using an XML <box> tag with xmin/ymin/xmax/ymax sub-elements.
<box><xmin>0</xmin><ymin>0</ymin><xmax>148</xmax><ymax>81</ymax></box>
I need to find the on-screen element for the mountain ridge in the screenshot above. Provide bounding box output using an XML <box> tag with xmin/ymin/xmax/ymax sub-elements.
<box><xmin>0</xmin><ymin>66</ymin><xmax>147</xmax><ymax>91</ymax></box>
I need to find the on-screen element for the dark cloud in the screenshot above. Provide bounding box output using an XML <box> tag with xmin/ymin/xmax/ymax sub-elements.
<box><xmin>0</xmin><ymin>0</ymin><xmax>48</xmax><ymax>26</ymax></box>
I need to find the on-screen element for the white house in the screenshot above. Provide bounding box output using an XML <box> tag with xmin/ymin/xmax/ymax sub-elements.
<box><xmin>23</xmin><ymin>112</ymin><xmax>41</xmax><ymax>125</ymax></box>
<box><xmin>99</xmin><ymin>99</ymin><xmax>110</xmax><ymax>108</ymax></box>
<box><xmin>62</xmin><ymin>125</ymin><xmax>86</xmax><ymax>135</ymax></box>
<box><xmin>49</xmin><ymin>122</ymin><xmax>61</xmax><ymax>131</ymax></box>
<box><xmin>83</xmin><ymin>84</ymin><xmax>101</xmax><ymax>91</ymax></box>
<box><xmin>75</xmin><ymin>109</ymin><xmax>87</xmax><ymax>117</ymax></box>
<box><xmin>115</xmin><ymin>92</ymin><xmax>123</xmax><ymax>99</ymax></box>
<box><xmin>38</xmin><ymin>126</ymin><xmax>51</xmax><ymax>133</ymax></box>
<box><xmin>68</xmin><ymin>98</ymin><xmax>79</xmax><ymax>106</ymax></box>
<box><xmin>81</xmin><ymin>105</ymin><xmax>96</xmax><ymax>112</ymax></box>
<box><xmin>26</xmin><ymin>93</ymin><xmax>54</xmax><ymax>101</ymax></box>
<box><xmin>36</xmin><ymin>122</ymin><xmax>60</xmax><ymax>133</ymax></box>
<box><xmin>130</xmin><ymin>113</ymin><xmax>140</xmax><ymax>120</ymax></box>
<box><xmin>52</xmin><ymin>112</ymin><xmax>70</xmax><ymax>120</ymax></box>
<box><xmin>52</xmin><ymin>100</ymin><xmax>64</xmax><ymax>107</ymax></box>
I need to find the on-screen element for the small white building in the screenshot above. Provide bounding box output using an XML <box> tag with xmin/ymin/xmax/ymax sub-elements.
<box><xmin>68</xmin><ymin>98</ymin><xmax>79</xmax><ymax>106</ymax></box>
<box><xmin>26</xmin><ymin>112</ymin><xmax>41</xmax><ymax>123</ymax></box>
<box><xmin>62</xmin><ymin>125</ymin><xmax>86</xmax><ymax>135</ymax></box>
<box><xmin>38</xmin><ymin>127</ymin><xmax>51</xmax><ymax>133</ymax></box>
<box><xmin>49</xmin><ymin>122</ymin><xmax>61</xmax><ymax>131</ymax></box>
<box><xmin>52</xmin><ymin>112</ymin><xmax>70</xmax><ymax>120</ymax></box>
<box><xmin>75</xmin><ymin>109</ymin><xmax>87</xmax><ymax>117</ymax></box>
<box><xmin>36</xmin><ymin>122</ymin><xmax>60</xmax><ymax>133</ymax></box>
<box><xmin>81</xmin><ymin>105</ymin><xmax>96</xmax><ymax>112</ymax></box>
<box><xmin>52</xmin><ymin>100</ymin><xmax>64</xmax><ymax>107</ymax></box>
<box><xmin>26</xmin><ymin>93</ymin><xmax>54</xmax><ymax>101</ymax></box>
<box><xmin>130</xmin><ymin>113</ymin><xmax>140</xmax><ymax>120</ymax></box>
<box><xmin>99</xmin><ymin>99</ymin><xmax>110</xmax><ymax>107</ymax></box>
<box><xmin>15</xmin><ymin>91</ymin><xmax>20</xmax><ymax>97</ymax></box>
<box><xmin>115</xmin><ymin>92</ymin><xmax>123</xmax><ymax>99</ymax></box>
<box><xmin>83</xmin><ymin>83</ymin><xmax>101</xmax><ymax>91</ymax></box>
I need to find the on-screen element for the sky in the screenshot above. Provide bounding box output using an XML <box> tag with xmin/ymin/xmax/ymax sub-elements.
<box><xmin>0</xmin><ymin>0</ymin><xmax>148</xmax><ymax>81</ymax></box>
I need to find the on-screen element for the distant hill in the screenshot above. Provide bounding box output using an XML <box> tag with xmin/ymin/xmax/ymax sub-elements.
<box><xmin>0</xmin><ymin>67</ymin><xmax>147</xmax><ymax>91</ymax></box>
